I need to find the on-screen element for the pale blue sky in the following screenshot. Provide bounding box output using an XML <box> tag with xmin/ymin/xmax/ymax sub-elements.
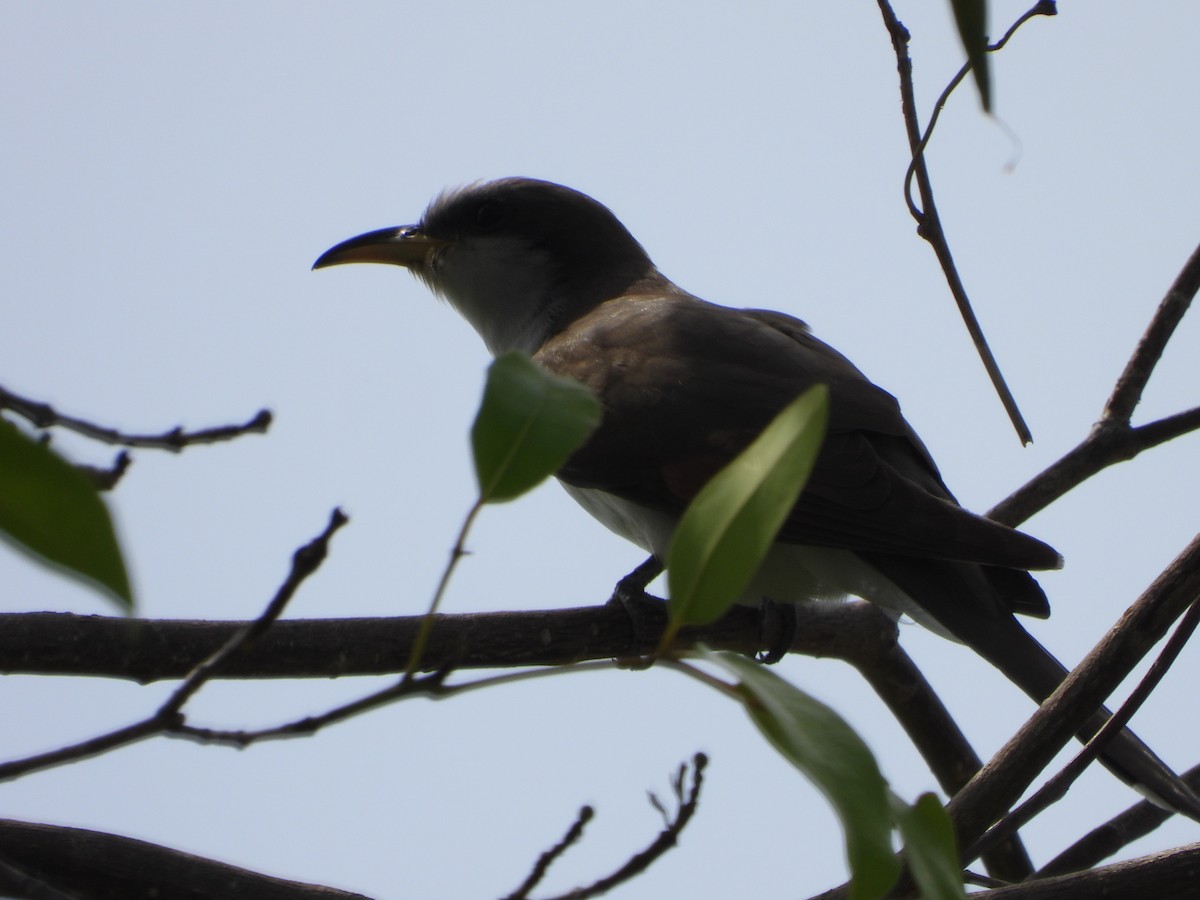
<box><xmin>3</xmin><ymin>3</ymin><xmax>1199</xmax><ymax>897</ymax></box>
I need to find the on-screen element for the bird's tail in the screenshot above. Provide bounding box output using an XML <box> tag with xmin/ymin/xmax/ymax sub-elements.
<box><xmin>964</xmin><ymin>611</ymin><xmax>1200</xmax><ymax>819</ymax></box>
<box><xmin>867</xmin><ymin>552</ymin><xmax>1200</xmax><ymax>822</ymax></box>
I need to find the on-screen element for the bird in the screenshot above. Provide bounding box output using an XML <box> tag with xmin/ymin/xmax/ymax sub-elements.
<box><xmin>314</xmin><ymin>176</ymin><xmax>1200</xmax><ymax>818</ymax></box>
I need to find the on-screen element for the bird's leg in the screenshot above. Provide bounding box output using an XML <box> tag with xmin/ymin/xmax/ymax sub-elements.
<box><xmin>607</xmin><ymin>555</ymin><xmax>667</xmax><ymax>650</ymax></box>
<box><xmin>756</xmin><ymin>598</ymin><xmax>798</xmax><ymax>665</ymax></box>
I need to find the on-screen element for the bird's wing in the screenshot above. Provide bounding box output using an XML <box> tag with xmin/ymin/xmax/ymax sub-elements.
<box><xmin>537</xmin><ymin>293</ymin><xmax>1060</xmax><ymax>573</ymax></box>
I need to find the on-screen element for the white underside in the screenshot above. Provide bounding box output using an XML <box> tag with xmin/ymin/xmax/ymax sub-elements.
<box><xmin>560</xmin><ymin>480</ymin><xmax>955</xmax><ymax>639</ymax></box>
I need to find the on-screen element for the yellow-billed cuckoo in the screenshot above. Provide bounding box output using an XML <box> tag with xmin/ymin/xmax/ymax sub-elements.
<box><xmin>315</xmin><ymin>177</ymin><xmax>1200</xmax><ymax>817</ymax></box>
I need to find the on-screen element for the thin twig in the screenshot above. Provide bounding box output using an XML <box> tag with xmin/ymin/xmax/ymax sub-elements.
<box><xmin>903</xmin><ymin>3</ymin><xmax>1058</xmax><ymax>221</ymax></box>
<box><xmin>164</xmin><ymin>508</ymin><xmax>349</xmax><ymax>714</ymax></box>
<box><xmin>537</xmin><ymin>753</ymin><xmax>708</xmax><ymax>900</ymax></box>
<box><xmin>989</xmin><ymin>239</ymin><xmax>1200</xmax><ymax>526</ymax></box>
<box><xmin>0</xmin><ymin>510</ymin><xmax>346</xmax><ymax>783</ymax></box>
<box><xmin>0</xmin><ymin>383</ymin><xmax>272</xmax><ymax>450</ymax></box>
<box><xmin>502</xmin><ymin>807</ymin><xmax>595</xmax><ymax>900</ymax></box>
<box><xmin>877</xmin><ymin>0</ymin><xmax>1055</xmax><ymax>444</ymax></box>
<box><xmin>404</xmin><ymin>498</ymin><xmax>485</xmax><ymax>682</ymax></box>
<box><xmin>171</xmin><ymin>662</ymin><xmax>613</xmax><ymax>748</ymax></box>
<box><xmin>1104</xmin><ymin>240</ymin><xmax>1200</xmax><ymax>424</ymax></box>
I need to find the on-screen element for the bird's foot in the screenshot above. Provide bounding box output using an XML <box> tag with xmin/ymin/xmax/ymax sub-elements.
<box><xmin>607</xmin><ymin>556</ymin><xmax>667</xmax><ymax>654</ymax></box>
<box><xmin>756</xmin><ymin>598</ymin><xmax>797</xmax><ymax>664</ymax></box>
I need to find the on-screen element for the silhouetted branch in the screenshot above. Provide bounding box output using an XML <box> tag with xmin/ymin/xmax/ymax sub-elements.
<box><xmin>0</xmin><ymin>600</ymin><xmax>895</xmax><ymax>682</ymax></box>
<box><xmin>0</xmin><ymin>819</ymin><xmax>369</xmax><ymax>900</ymax></box>
<box><xmin>965</xmin><ymin>597</ymin><xmax>1200</xmax><ymax>864</ymax></box>
<box><xmin>849</xmin><ymin>642</ymin><xmax>1034</xmax><ymax>882</ymax></box>
<box><xmin>980</xmin><ymin>842</ymin><xmax>1200</xmax><ymax>899</ymax></box>
<box><xmin>0</xmin><ymin>510</ymin><xmax>346</xmax><ymax>783</ymax></box>
<box><xmin>948</xmin><ymin>533</ymin><xmax>1200</xmax><ymax>853</ymax></box>
<box><xmin>1038</xmin><ymin>763</ymin><xmax>1200</xmax><ymax>878</ymax></box>
<box><xmin>876</xmin><ymin>0</ymin><xmax>1056</xmax><ymax>444</ymax></box>
<box><xmin>538</xmin><ymin>753</ymin><xmax>708</xmax><ymax>900</ymax></box>
<box><xmin>0</xmin><ymin>383</ymin><xmax>271</xmax><ymax>451</ymax></box>
<box><xmin>502</xmin><ymin>806</ymin><xmax>594</xmax><ymax>900</ymax></box>
<box><xmin>991</xmin><ymin>239</ymin><xmax>1200</xmax><ymax>526</ymax></box>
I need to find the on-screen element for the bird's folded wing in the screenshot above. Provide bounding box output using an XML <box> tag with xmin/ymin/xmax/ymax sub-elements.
<box><xmin>539</xmin><ymin>293</ymin><xmax>1060</xmax><ymax>573</ymax></box>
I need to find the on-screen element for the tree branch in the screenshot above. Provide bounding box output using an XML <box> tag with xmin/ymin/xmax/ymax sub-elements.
<box><xmin>0</xmin><ymin>819</ymin><xmax>370</xmax><ymax>900</ymax></box>
<box><xmin>1037</xmin><ymin>763</ymin><xmax>1200</xmax><ymax>877</ymax></box>
<box><xmin>876</xmin><ymin>0</ymin><xmax>1055</xmax><ymax>444</ymax></box>
<box><xmin>980</xmin><ymin>842</ymin><xmax>1200</xmax><ymax>899</ymax></box>
<box><xmin>536</xmin><ymin>753</ymin><xmax>708</xmax><ymax>900</ymax></box>
<box><xmin>990</xmin><ymin>239</ymin><xmax>1200</xmax><ymax>527</ymax></box>
<box><xmin>0</xmin><ymin>383</ymin><xmax>271</xmax><ymax>451</ymax></box>
<box><xmin>947</xmin><ymin>533</ymin><xmax>1200</xmax><ymax>853</ymax></box>
<box><xmin>964</xmin><ymin>597</ymin><xmax>1200</xmax><ymax>864</ymax></box>
<box><xmin>0</xmin><ymin>600</ymin><xmax>895</xmax><ymax>682</ymax></box>
<box><xmin>849</xmin><ymin>642</ymin><xmax>1034</xmax><ymax>882</ymax></box>
<box><xmin>0</xmin><ymin>510</ymin><xmax>347</xmax><ymax>783</ymax></box>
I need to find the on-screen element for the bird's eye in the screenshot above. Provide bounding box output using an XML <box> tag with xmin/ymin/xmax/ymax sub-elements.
<box><xmin>474</xmin><ymin>201</ymin><xmax>504</xmax><ymax>230</ymax></box>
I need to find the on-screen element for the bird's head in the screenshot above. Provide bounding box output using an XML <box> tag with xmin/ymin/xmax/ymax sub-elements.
<box><xmin>314</xmin><ymin>177</ymin><xmax>661</xmax><ymax>355</ymax></box>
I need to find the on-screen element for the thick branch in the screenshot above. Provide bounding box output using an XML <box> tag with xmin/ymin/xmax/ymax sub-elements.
<box><xmin>1038</xmin><ymin>763</ymin><xmax>1200</xmax><ymax>877</ymax></box>
<box><xmin>849</xmin><ymin>642</ymin><xmax>1033</xmax><ymax>881</ymax></box>
<box><xmin>980</xmin><ymin>842</ymin><xmax>1200</xmax><ymax>899</ymax></box>
<box><xmin>0</xmin><ymin>601</ymin><xmax>895</xmax><ymax>682</ymax></box>
<box><xmin>0</xmin><ymin>819</ymin><xmax>369</xmax><ymax>900</ymax></box>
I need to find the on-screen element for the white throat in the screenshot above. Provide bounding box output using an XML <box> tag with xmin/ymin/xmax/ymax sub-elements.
<box><xmin>424</xmin><ymin>236</ymin><xmax>558</xmax><ymax>356</ymax></box>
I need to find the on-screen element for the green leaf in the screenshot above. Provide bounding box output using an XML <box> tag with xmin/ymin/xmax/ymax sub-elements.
<box><xmin>890</xmin><ymin>792</ymin><xmax>966</xmax><ymax>900</ymax></box>
<box><xmin>0</xmin><ymin>418</ymin><xmax>132</xmax><ymax>610</ymax></box>
<box><xmin>666</xmin><ymin>384</ymin><xmax>827</xmax><ymax>626</ymax></box>
<box><xmin>471</xmin><ymin>352</ymin><xmax>602</xmax><ymax>503</ymax></box>
<box><xmin>950</xmin><ymin>0</ymin><xmax>991</xmax><ymax>111</ymax></box>
<box><xmin>712</xmin><ymin>651</ymin><xmax>900</xmax><ymax>900</ymax></box>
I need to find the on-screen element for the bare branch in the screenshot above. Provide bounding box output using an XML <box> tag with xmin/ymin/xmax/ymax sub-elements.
<box><xmin>947</xmin><ymin>533</ymin><xmax>1200</xmax><ymax>852</ymax></box>
<box><xmin>964</xmin><ymin>597</ymin><xmax>1200</xmax><ymax>864</ymax></box>
<box><xmin>990</xmin><ymin>239</ymin><xmax>1200</xmax><ymax>527</ymax></box>
<box><xmin>876</xmin><ymin>0</ymin><xmax>1055</xmax><ymax>444</ymax></box>
<box><xmin>537</xmin><ymin>753</ymin><xmax>708</xmax><ymax>900</ymax></box>
<box><xmin>1104</xmin><ymin>240</ymin><xmax>1200</xmax><ymax>424</ymax></box>
<box><xmin>0</xmin><ymin>819</ymin><xmax>370</xmax><ymax>900</ymax></box>
<box><xmin>0</xmin><ymin>510</ymin><xmax>346</xmax><ymax>783</ymax></box>
<box><xmin>0</xmin><ymin>383</ymin><xmax>271</xmax><ymax>451</ymax></box>
<box><xmin>502</xmin><ymin>806</ymin><xmax>594</xmax><ymax>900</ymax></box>
<box><xmin>980</xmin><ymin>842</ymin><xmax>1200</xmax><ymax>899</ymax></box>
<box><xmin>164</xmin><ymin>508</ymin><xmax>349</xmax><ymax>713</ymax></box>
<box><xmin>1038</xmin><ymin>763</ymin><xmax>1200</xmax><ymax>877</ymax></box>
<box><xmin>849</xmin><ymin>642</ymin><xmax>1034</xmax><ymax>882</ymax></box>
<box><xmin>77</xmin><ymin>450</ymin><xmax>132</xmax><ymax>491</ymax></box>
<box><xmin>0</xmin><ymin>599</ymin><xmax>897</xmax><ymax>681</ymax></box>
